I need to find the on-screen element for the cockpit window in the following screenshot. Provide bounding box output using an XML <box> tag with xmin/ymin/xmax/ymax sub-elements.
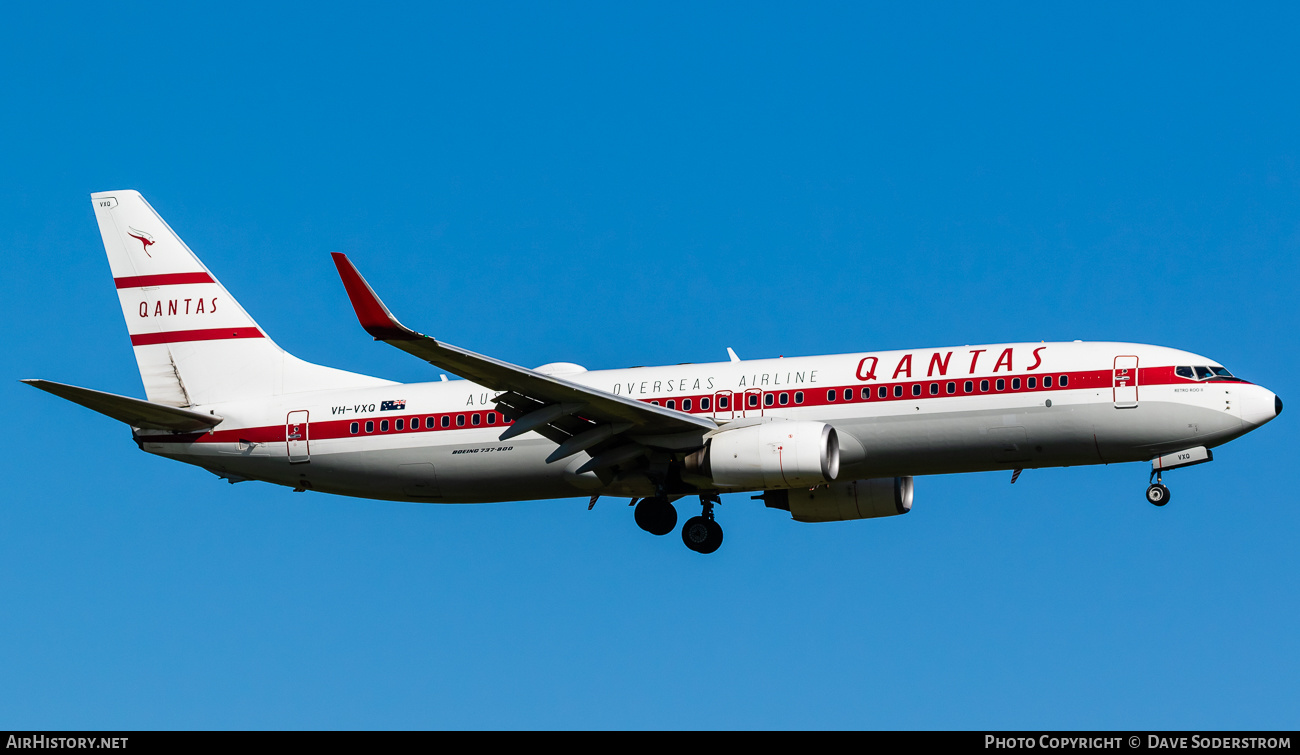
<box><xmin>1181</xmin><ymin>364</ymin><xmax>1238</xmax><ymax>381</ymax></box>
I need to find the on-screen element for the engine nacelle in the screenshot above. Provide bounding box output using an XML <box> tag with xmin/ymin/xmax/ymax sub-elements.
<box><xmin>700</xmin><ymin>421</ymin><xmax>840</xmax><ymax>489</ymax></box>
<box><xmin>761</xmin><ymin>477</ymin><xmax>914</xmax><ymax>522</ymax></box>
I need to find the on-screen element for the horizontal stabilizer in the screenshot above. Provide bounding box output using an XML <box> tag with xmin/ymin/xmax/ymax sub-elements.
<box><xmin>22</xmin><ymin>379</ymin><xmax>223</xmax><ymax>432</ymax></box>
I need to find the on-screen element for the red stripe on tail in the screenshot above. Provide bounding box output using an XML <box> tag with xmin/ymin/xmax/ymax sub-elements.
<box><xmin>114</xmin><ymin>273</ymin><xmax>215</xmax><ymax>289</ymax></box>
<box><xmin>130</xmin><ymin>328</ymin><xmax>264</xmax><ymax>346</ymax></box>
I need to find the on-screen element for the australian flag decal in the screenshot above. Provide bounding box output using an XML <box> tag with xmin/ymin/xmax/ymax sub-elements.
<box><xmin>380</xmin><ymin>399</ymin><xmax>406</xmax><ymax>411</ymax></box>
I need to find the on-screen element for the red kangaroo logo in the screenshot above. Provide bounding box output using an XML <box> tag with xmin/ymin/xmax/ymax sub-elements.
<box><xmin>127</xmin><ymin>227</ymin><xmax>155</xmax><ymax>257</ymax></box>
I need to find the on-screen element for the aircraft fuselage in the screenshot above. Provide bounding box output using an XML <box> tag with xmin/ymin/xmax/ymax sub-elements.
<box><xmin>137</xmin><ymin>340</ymin><xmax>1278</xmax><ymax>503</ymax></box>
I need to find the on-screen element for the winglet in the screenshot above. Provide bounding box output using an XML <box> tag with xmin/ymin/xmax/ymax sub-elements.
<box><xmin>330</xmin><ymin>253</ymin><xmax>423</xmax><ymax>341</ymax></box>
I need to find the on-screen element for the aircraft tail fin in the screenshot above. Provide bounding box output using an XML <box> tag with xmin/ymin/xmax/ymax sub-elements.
<box><xmin>91</xmin><ymin>190</ymin><xmax>390</xmax><ymax>406</ymax></box>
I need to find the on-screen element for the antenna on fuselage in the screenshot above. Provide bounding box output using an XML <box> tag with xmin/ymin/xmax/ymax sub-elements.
<box><xmin>726</xmin><ymin>347</ymin><xmax>740</xmax><ymax>363</ymax></box>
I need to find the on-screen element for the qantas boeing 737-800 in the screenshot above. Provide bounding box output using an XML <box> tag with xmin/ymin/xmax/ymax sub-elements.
<box><xmin>24</xmin><ymin>191</ymin><xmax>1283</xmax><ymax>553</ymax></box>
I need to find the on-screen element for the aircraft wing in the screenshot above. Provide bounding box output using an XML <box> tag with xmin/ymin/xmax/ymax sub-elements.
<box><xmin>331</xmin><ymin>254</ymin><xmax>715</xmax><ymax>469</ymax></box>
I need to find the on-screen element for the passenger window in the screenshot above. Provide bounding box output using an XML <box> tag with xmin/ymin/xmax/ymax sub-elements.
<box><xmin>487</xmin><ymin>413</ymin><xmax>496</xmax><ymax>424</ymax></box>
<box><xmin>365</xmin><ymin>420</ymin><xmax>374</xmax><ymax>433</ymax></box>
<box><xmin>683</xmin><ymin>399</ymin><xmax>692</xmax><ymax>411</ymax></box>
<box><xmin>947</xmin><ymin>382</ymin><xmax>955</xmax><ymax>394</ymax></box>
<box><xmin>1043</xmin><ymin>375</ymin><xmax>1052</xmax><ymax>388</ymax></box>
<box><xmin>779</xmin><ymin>392</ymin><xmax>788</xmax><ymax>405</ymax></box>
<box><xmin>912</xmin><ymin>384</ymin><xmax>921</xmax><ymax>397</ymax></box>
<box><xmin>996</xmin><ymin>379</ymin><xmax>1005</xmax><ymax>391</ymax></box>
<box><xmin>441</xmin><ymin>415</ymin><xmax>450</xmax><ymax>428</ymax></box>
<box><xmin>981</xmin><ymin>380</ymin><xmax>989</xmax><ymax>392</ymax></box>
<box><xmin>350</xmin><ymin>422</ymin><xmax>359</xmax><ymax>434</ymax></box>
<box><xmin>380</xmin><ymin>420</ymin><xmax>389</xmax><ymax>432</ymax></box>
<box><xmin>764</xmin><ymin>393</ymin><xmax>775</xmax><ymax>407</ymax></box>
<box><xmin>1059</xmin><ymin>375</ymin><xmax>1069</xmax><ymax>387</ymax></box>
<box><xmin>666</xmin><ymin>400</ymin><xmax>675</xmax><ymax>410</ymax></box>
<box><xmin>456</xmin><ymin>415</ymin><xmax>465</xmax><ymax>427</ymax></box>
<box><xmin>964</xmin><ymin>381</ymin><xmax>973</xmax><ymax>393</ymax></box>
<box><xmin>411</xmin><ymin>417</ymin><xmax>421</xmax><ymax>430</ymax></box>
<box><xmin>879</xmin><ymin>386</ymin><xmax>888</xmax><ymax>399</ymax></box>
<box><xmin>843</xmin><ymin>389</ymin><xmax>853</xmax><ymax>401</ymax></box>
<box><xmin>1012</xmin><ymin>378</ymin><xmax>1021</xmax><ymax>390</ymax></box>
<box><xmin>795</xmin><ymin>392</ymin><xmax>804</xmax><ymax>404</ymax></box>
<box><xmin>701</xmin><ymin>397</ymin><xmax>711</xmax><ymax>411</ymax></box>
<box><xmin>427</xmin><ymin>416</ymin><xmax>436</xmax><ymax>428</ymax></box>
<box><xmin>894</xmin><ymin>385</ymin><xmax>903</xmax><ymax>398</ymax></box>
<box><xmin>748</xmin><ymin>394</ymin><xmax>758</xmax><ymax>408</ymax></box>
<box><xmin>827</xmin><ymin>389</ymin><xmax>836</xmax><ymax>402</ymax></box>
<box><xmin>718</xmin><ymin>396</ymin><xmax>728</xmax><ymax>409</ymax></box>
<box><xmin>1027</xmin><ymin>377</ymin><xmax>1036</xmax><ymax>389</ymax></box>
<box><xmin>651</xmin><ymin>400</ymin><xmax>660</xmax><ymax>406</ymax></box>
<box><xmin>472</xmin><ymin>414</ymin><xmax>480</xmax><ymax>425</ymax></box>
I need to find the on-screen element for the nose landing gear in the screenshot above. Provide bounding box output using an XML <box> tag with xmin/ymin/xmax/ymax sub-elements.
<box><xmin>682</xmin><ymin>494</ymin><xmax>724</xmax><ymax>554</ymax></box>
<box><xmin>1146</xmin><ymin>471</ymin><xmax>1171</xmax><ymax>507</ymax></box>
<box><xmin>1145</xmin><ymin>483</ymin><xmax>1171</xmax><ymax>506</ymax></box>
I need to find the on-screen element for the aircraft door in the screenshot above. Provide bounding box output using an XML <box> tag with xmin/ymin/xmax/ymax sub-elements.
<box><xmin>287</xmin><ymin>410</ymin><xmax>310</xmax><ymax>463</ymax></box>
<box><xmin>714</xmin><ymin>390</ymin><xmax>734</xmax><ymax>420</ymax></box>
<box><xmin>743</xmin><ymin>388</ymin><xmax>763</xmax><ymax>417</ymax></box>
<box><xmin>1113</xmin><ymin>356</ymin><xmax>1139</xmax><ymax>409</ymax></box>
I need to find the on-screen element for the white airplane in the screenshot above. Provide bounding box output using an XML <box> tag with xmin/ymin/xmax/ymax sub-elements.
<box><xmin>25</xmin><ymin>191</ymin><xmax>1283</xmax><ymax>554</ymax></box>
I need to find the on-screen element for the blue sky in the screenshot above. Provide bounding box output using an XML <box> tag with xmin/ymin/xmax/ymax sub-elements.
<box><xmin>2</xmin><ymin>3</ymin><xmax>1297</xmax><ymax>729</ymax></box>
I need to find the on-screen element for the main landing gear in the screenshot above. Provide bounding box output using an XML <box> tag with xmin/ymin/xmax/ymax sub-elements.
<box><xmin>632</xmin><ymin>494</ymin><xmax>725</xmax><ymax>553</ymax></box>
<box><xmin>1146</xmin><ymin>471</ymin><xmax>1171</xmax><ymax>507</ymax></box>
<box><xmin>633</xmin><ymin>496</ymin><xmax>678</xmax><ymax>536</ymax></box>
<box><xmin>682</xmin><ymin>494</ymin><xmax>724</xmax><ymax>554</ymax></box>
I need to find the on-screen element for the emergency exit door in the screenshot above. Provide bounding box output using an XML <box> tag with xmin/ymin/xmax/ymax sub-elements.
<box><xmin>287</xmin><ymin>410</ymin><xmax>310</xmax><ymax>462</ymax></box>
<box><xmin>713</xmin><ymin>390</ymin><xmax>734</xmax><ymax>420</ymax></box>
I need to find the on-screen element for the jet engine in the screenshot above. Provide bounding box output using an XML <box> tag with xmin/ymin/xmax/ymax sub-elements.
<box><xmin>689</xmin><ymin>421</ymin><xmax>840</xmax><ymax>489</ymax></box>
<box><xmin>759</xmin><ymin>477</ymin><xmax>914</xmax><ymax>522</ymax></box>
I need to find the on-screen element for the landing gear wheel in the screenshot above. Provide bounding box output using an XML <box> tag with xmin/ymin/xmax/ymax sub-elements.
<box><xmin>634</xmin><ymin>497</ymin><xmax>677</xmax><ymax>535</ymax></box>
<box><xmin>682</xmin><ymin>516</ymin><xmax>724</xmax><ymax>554</ymax></box>
<box><xmin>1146</xmin><ymin>484</ymin><xmax>1170</xmax><ymax>507</ymax></box>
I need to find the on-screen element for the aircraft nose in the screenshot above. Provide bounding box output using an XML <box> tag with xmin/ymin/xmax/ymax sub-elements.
<box><xmin>1240</xmin><ymin>385</ymin><xmax>1281</xmax><ymax>428</ymax></box>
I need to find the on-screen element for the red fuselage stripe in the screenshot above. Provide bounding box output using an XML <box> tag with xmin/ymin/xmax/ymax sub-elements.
<box><xmin>114</xmin><ymin>272</ymin><xmax>215</xmax><ymax>289</ymax></box>
<box><xmin>142</xmin><ymin>365</ymin><xmax>1244</xmax><ymax>445</ymax></box>
<box><xmin>130</xmin><ymin>328</ymin><xmax>265</xmax><ymax>346</ymax></box>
